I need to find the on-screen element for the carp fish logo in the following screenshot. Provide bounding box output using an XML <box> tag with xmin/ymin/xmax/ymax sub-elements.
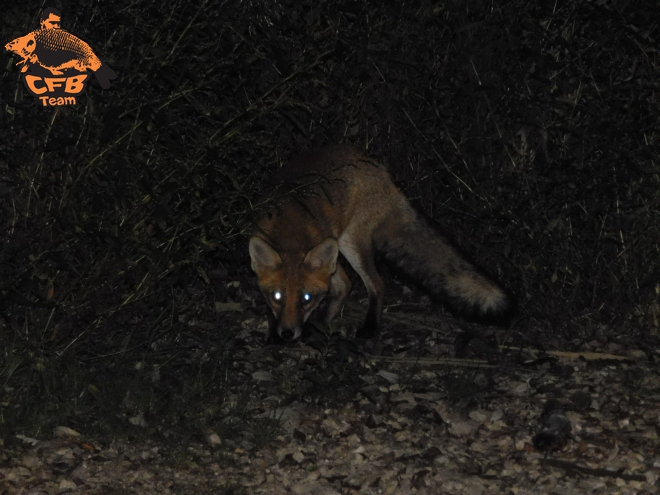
<box><xmin>5</xmin><ymin>7</ymin><xmax>117</xmax><ymax>107</ymax></box>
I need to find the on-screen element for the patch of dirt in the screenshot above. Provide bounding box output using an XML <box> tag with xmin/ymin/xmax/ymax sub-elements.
<box><xmin>2</xmin><ymin>307</ymin><xmax>658</xmax><ymax>494</ymax></box>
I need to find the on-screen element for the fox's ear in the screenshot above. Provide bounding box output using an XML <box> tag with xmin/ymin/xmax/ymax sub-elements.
<box><xmin>304</xmin><ymin>238</ymin><xmax>338</xmax><ymax>275</ymax></box>
<box><xmin>249</xmin><ymin>237</ymin><xmax>282</xmax><ymax>275</ymax></box>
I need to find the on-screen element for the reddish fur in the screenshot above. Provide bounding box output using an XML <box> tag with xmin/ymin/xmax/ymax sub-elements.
<box><xmin>250</xmin><ymin>145</ymin><xmax>512</xmax><ymax>341</ymax></box>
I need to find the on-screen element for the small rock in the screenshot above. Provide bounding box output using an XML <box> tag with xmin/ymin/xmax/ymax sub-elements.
<box><xmin>58</xmin><ymin>479</ymin><xmax>77</xmax><ymax>493</ymax></box>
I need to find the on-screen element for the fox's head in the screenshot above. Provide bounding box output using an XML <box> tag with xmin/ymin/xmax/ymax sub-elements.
<box><xmin>249</xmin><ymin>236</ymin><xmax>338</xmax><ymax>341</ymax></box>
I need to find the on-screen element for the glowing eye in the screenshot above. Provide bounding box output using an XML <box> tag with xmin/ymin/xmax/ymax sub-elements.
<box><xmin>273</xmin><ymin>291</ymin><xmax>282</xmax><ymax>301</ymax></box>
<box><xmin>302</xmin><ymin>293</ymin><xmax>312</xmax><ymax>303</ymax></box>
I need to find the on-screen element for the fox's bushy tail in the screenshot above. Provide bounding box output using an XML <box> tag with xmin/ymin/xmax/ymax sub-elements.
<box><xmin>373</xmin><ymin>201</ymin><xmax>512</xmax><ymax>322</ymax></box>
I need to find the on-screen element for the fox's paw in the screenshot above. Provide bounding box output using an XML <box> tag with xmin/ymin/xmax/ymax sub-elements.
<box><xmin>355</xmin><ymin>308</ymin><xmax>380</xmax><ymax>340</ymax></box>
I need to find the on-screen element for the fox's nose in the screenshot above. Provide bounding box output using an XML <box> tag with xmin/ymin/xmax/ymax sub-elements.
<box><xmin>279</xmin><ymin>327</ymin><xmax>295</xmax><ymax>341</ymax></box>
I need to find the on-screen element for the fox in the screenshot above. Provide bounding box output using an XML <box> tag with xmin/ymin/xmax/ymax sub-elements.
<box><xmin>249</xmin><ymin>145</ymin><xmax>512</xmax><ymax>342</ymax></box>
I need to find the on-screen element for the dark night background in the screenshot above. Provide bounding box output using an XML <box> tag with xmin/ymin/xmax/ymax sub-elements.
<box><xmin>0</xmin><ymin>0</ymin><xmax>658</xmax><ymax>438</ymax></box>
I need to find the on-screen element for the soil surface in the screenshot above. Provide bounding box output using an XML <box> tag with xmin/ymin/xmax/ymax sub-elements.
<box><xmin>2</xmin><ymin>302</ymin><xmax>659</xmax><ymax>495</ymax></box>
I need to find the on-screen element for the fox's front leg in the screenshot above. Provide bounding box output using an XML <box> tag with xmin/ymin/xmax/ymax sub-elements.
<box><xmin>308</xmin><ymin>263</ymin><xmax>352</xmax><ymax>334</ymax></box>
<box><xmin>339</xmin><ymin>238</ymin><xmax>384</xmax><ymax>339</ymax></box>
<box><xmin>266</xmin><ymin>310</ymin><xmax>287</xmax><ymax>345</ymax></box>
<box><xmin>318</xmin><ymin>264</ymin><xmax>352</xmax><ymax>327</ymax></box>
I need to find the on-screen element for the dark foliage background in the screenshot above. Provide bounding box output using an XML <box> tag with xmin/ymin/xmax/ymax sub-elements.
<box><xmin>0</xmin><ymin>0</ymin><xmax>658</xmax><ymax>441</ymax></box>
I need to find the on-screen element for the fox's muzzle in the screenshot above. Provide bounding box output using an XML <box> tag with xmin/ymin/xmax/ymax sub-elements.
<box><xmin>278</xmin><ymin>324</ymin><xmax>302</xmax><ymax>341</ymax></box>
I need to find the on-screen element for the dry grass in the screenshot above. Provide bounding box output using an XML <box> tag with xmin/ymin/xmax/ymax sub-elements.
<box><xmin>0</xmin><ymin>0</ymin><xmax>658</xmax><ymax>451</ymax></box>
